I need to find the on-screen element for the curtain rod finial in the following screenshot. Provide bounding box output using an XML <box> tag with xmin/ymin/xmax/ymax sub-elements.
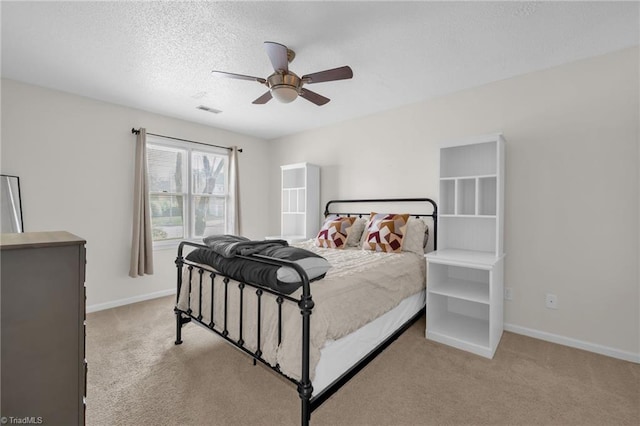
<box><xmin>131</xmin><ymin>128</ymin><xmax>139</xmax><ymax>135</ymax></box>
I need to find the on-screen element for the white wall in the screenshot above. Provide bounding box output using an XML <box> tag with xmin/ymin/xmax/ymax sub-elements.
<box><xmin>1</xmin><ymin>79</ymin><xmax>270</xmax><ymax>308</ymax></box>
<box><xmin>268</xmin><ymin>47</ymin><xmax>640</xmax><ymax>358</ymax></box>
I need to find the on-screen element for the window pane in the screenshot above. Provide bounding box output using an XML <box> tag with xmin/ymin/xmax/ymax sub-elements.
<box><xmin>148</xmin><ymin>145</ymin><xmax>187</xmax><ymax>193</ymax></box>
<box><xmin>192</xmin><ymin>151</ymin><xmax>226</xmax><ymax>195</ymax></box>
<box><xmin>193</xmin><ymin>196</ymin><xmax>225</xmax><ymax>237</ymax></box>
<box><xmin>150</xmin><ymin>194</ymin><xmax>184</xmax><ymax>240</ymax></box>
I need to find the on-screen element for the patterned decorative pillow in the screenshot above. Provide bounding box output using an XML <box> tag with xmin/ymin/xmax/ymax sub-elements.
<box><xmin>362</xmin><ymin>213</ymin><xmax>410</xmax><ymax>253</ymax></box>
<box><xmin>316</xmin><ymin>215</ymin><xmax>357</xmax><ymax>249</ymax></box>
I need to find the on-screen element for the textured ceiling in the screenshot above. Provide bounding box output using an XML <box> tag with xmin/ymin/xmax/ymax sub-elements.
<box><xmin>1</xmin><ymin>1</ymin><xmax>638</xmax><ymax>140</ymax></box>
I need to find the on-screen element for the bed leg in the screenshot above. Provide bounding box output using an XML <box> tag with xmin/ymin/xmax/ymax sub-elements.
<box><xmin>174</xmin><ymin>309</ymin><xmax>183</xmax><ymax>345</ymax></box>
<box><xmin>301</xmin><ymin>397</ymin><xmax>311</xmax><ymax>426</ymax></box>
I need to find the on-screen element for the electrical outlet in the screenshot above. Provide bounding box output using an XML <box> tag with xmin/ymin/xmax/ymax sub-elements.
<box><xmin>545</xmin><ymin>293</ymin><xmax>558</xmax><ymax>309</ymax></box>
<box><xmin>504</xmin><ymin>287</ymin><xmax>513</xmax><ymax>301</ymax></box>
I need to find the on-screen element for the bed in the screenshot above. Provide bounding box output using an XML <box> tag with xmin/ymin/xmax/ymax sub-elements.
<box><xmin>174</xmin><ymin>198</ymin><xmax>438</xmax><ymax>425</ymax></box>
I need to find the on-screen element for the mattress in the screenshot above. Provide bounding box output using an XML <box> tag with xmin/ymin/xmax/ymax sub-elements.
<box><xmin>312</xmin><ymin>289</ymin><xmax>425</xmax><ymax>396</ymax></box>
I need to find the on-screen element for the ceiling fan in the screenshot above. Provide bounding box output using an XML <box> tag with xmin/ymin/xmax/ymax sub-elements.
<box><xmin>212</xmin><ymin>41</ymin><xmax>353</xmax><ymax>106</ymax></box>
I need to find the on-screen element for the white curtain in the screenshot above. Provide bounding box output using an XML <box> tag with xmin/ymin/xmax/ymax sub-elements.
<box><xmin>226</xmin><ymin>146</ymin><xmax>241</xmax><ymax>235</ymax></box>
<box><xmin>129</xmin><ymin>128</ymin><xmax>154</xmax><ymax>277</ymax></box>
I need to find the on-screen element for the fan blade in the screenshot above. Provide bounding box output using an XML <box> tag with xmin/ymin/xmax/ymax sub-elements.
<box><xmin>302</xmin><ymin>66</ymin><xmax>353</xmax><ymax>84</ymax></box>
<box><xmin>264</xmin><ymin>41</ymin><xmax>289</xmax><ymax>72</ymax></box>
<box><xmin>252</xmin><ymin>91</ymin><xmax>273</xmax><ymax>104</ymax></box>
<box><xmin>299</xmin><ymin>88</ymin><xmax>330</xmax><ymax>106</ymax></box>
<box><xmin>212</xmin><ymin>71</ymin><xmax>266</xmax><ymax>84</ymax></box>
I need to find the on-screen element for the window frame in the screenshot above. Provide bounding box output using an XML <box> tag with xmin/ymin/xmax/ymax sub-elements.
<box><xmin>146</xmin><ymin>135</ymin><xmax>229</xmax><ymax>250</ymax></box>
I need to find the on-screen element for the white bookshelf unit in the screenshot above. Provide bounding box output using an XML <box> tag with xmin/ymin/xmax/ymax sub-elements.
<box><xmin>279</xmin><ymin>163</ymin><xmax>320</xmax><ymax>242</ymax></box>
<box><xmin>426</xmin><ymin>134</ymin><xmax>505</xmax><ymax>359</ymax></box>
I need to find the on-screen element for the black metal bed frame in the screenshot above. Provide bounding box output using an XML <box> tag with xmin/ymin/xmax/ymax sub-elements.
<box><xmin>174</xmin><ymin>198</ymin><xmax>438</xmax><ymax>426</ymax></box>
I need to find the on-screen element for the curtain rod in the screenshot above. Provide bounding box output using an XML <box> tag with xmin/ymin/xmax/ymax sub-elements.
<box><xmin>131</xmin><ymin>128</ymin><xmax>243</xmax><ymax>152</ymax></box>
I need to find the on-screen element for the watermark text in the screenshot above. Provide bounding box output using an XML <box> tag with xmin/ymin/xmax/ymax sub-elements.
<box><xmin>0</xmin><ymin>416</ymin><xmax>44</xmax><ymax>425</ymax></box>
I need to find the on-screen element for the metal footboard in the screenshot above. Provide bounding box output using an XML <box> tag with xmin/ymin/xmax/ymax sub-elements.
<box><xmin>173</xmin><ymin>241</ymin><xmax>315</xmax><ymax>425</ymax></box>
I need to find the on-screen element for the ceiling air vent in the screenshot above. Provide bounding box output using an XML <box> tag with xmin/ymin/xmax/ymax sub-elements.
<box><xmin>196</xmin><ymin>105</ymin><xmax>222</xmax><ymax>114</ymax></box>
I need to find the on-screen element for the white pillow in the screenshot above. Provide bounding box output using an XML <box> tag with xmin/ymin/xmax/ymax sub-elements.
<box><xmin>277</xmin><ymin>257</ymin><xmax>332</xmax><ymax>283</ymax></box>
<box><xmin>402</xmin><ymin>217</ymin><xmax>428</xmax><ymax>255</ymax></box>
<box><xmin>346</xmin><ymin>217</ymin><xmax>367</xmax><ymax>247</ymax></box>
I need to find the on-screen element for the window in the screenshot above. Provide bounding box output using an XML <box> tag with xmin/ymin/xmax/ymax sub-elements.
<box><xmin>147</xmin><ymin>136</ymin><xmax>228</xmax><ymax>246</ymax></box>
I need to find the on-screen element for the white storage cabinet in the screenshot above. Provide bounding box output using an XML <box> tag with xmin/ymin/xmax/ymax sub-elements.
<box><xmin>426</xmin><ymin>134</ymin><xmax>505</xmax><ymax>358</ymax></box>
<box><xmin>279</xmin><ymin>163</ymin><xmax>320</xmax><ymax>242</ymax></box>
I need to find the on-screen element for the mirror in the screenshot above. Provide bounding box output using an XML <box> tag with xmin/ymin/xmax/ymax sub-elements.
<box><xmin>1</xmin><ymin>174</ymin><xmax>24</xmax><ymax>233</ymax></box>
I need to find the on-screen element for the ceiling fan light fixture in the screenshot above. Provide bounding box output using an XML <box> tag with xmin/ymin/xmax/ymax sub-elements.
<box><xmin>213</xmin><ymin>41</ymin><xmax>353</xmax><ymax>106</ymax></box>
<box><xmin>271</xmin><ymin>85</ymin><xmax>299</xmax><ymax>103</ymax></box>
<box><xmin>267</xmin><ymin>72</ymin><xmax>301</xmax><ymax>103</ymax></box>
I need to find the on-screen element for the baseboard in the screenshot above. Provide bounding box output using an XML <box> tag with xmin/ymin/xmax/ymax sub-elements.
<box><xmin>504</xmin><ymin>323</ymin><xmax>640</xmax><ymax>364</ymax></box>
<box><xmin>86</xmin><ymin>288</ymin><xmax>176</xmax><ymax>313</ymax></box>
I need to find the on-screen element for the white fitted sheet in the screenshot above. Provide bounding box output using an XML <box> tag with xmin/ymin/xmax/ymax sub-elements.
<box><xmin>312</xmin><ymin>289</ymin><xmax>426</xmax><ymax>396</ymax></box>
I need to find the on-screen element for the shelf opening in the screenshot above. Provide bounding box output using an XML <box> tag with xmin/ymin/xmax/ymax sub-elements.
<box><xmin>427</xmin><ymin>293</ymin><xmax>490</xmax><ymax>348</ymax></box>
<box><xmin>478</xmin><ymin>176</ymin><xmax>497</xmax><ymax>216</ymax></box>
<box><xmin>440</xmin><ymin>180</ymin><xmax>455</xmax><ymax>215</ymax></box>
<box><xmin>439</xmin><ymin>216</ymin><xmax>497</xmax><ymax>253</ymax></box>
<box><xmin>457</xmin><ymin>178</ymin><xmax>476</xmax><ymax>215</ymax></box>
<box><xmin>440</xmin><ymin>141</ymin><xmax>497</xmax><ymax>177</ymax></box>
<box><xmin>282</xmin><ymin>168</ymin><xmax>305</xmax><ymax>189</ymax></box>
<box><xmin>429</xmin><ymin>263</ymin><xmax>490</xmax><ymax>304</ymax></box>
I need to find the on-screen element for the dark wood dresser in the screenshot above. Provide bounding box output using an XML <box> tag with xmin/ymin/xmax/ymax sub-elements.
<box><xmin>1</xmin><ymin>231</ymin><xmax>86</xmax><ymax>425</ymax></box>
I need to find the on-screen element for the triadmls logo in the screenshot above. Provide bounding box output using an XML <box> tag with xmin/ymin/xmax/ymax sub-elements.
<box><xmin>0</xmin><ymin>417</ymin><xmax>44</xmax><ymax>425</ymax></box>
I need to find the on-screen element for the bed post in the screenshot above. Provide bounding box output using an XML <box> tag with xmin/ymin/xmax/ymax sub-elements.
<box><xmin>174</xmin><ymin>242</ymin><xmax>186</xmax><ymax>345</ymax></box>
<box><xmin>297</xmin><ymin>267</ymin><xmax>314</xmax><ymax>426</ymax></box>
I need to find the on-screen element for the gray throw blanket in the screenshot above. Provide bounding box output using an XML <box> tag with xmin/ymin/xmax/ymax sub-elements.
<box><xmin>203</xmin><ymin>234</ymin><xmax>288</xmax><ymax>258</ymax></box>
<box><xmin>188</xmin><ymin>235</ymin><xmax>329</xmax><ymax>295</ymax></box>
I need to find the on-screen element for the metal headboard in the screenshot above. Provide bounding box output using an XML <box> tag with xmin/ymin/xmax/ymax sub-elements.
<box><xmin>323</xmin><ymin>198</ymin><xmax>438</xmax><ymax>250</ymax></box>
